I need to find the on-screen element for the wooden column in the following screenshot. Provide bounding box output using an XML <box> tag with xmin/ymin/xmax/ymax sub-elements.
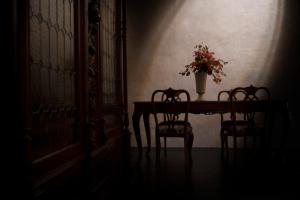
<box><xmin>122</xmin><ymin>0</ymin><xmax>129</xmax><ymax>132</ymax></box>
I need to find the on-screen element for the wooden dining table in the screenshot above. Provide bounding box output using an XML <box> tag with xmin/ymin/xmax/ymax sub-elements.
<box><xmin>132</xmin><ymin>100</ymin><xmax>290</xmax><ymax>155</ymax></box>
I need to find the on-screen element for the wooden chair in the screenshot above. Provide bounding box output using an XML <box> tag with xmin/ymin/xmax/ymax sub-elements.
<box><xmin>151</xmin><ymin>88</ymin><xmax>194</xmax><ymax>163</ymax></box>
<box><xmin>219</xmin><ymin>85</ymin><xmax>271</xmax><ymax>164</ymax></box>
<box><xmin>218</xmin><ymin>89</ymin><xmax>234</xmax><ymax>160</ymax></box>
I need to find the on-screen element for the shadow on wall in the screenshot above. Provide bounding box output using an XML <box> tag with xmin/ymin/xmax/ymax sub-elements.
<box><xmin>267</xmin><ymin>0</ymin><xmax>300</xmax><ymax>97</ymax></box>
<box><xmin>266</xmin><ymin>0</ymin><xmax>300</xmax><ymax>149</ymax></box>
<box><xmin>127</xmin><ymin>0</ymin><xmax>186</xmax><ymax>98</ymax></box>
<box><xmin>127</xmin><ymin>0</ymin><xmax>289</xmax><ymax>101</ymax></box>
<box><xmin>257</xmin><ymin>0</ymin><xmax>285</xmax><ymax>85</ymax></box>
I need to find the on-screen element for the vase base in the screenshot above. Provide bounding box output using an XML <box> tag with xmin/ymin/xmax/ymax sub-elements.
<box><xmin>195</xmin><ymin>93</ymin><xmax>205</xmax><ymax>101</ymax></box>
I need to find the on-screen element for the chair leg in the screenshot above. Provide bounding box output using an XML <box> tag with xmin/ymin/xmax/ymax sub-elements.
<box><xmin>156</xmin><ymin>134</ymin><xmax>161</xmax><ymax>163</ymax></box>
<box><xmin>224</xmin><ymin>135</ymin><xmax>229</xmax><ymax>162</ymax></box>
<box><xmin>233</xmin><ymin>136</ymin><xmax>237</xmax><ymax>167</ymax></box>
<box><xmin>184</xmin><ymin>136</ymin><xmax>193</xmax><ymax>164</ymax></box>
<box><xmin>260</xmin><ymin>133</ymin><xmax>267</xmax><ymax>159</ymax></box>
<box><xmin>184</xmin><ymin>137</ymin><xmax>188</xmax><ymax>162</ymax></box>
<box><xmin>220</xmin><ymin>129</ymin><xmax>225</xmax><ymax>161</ymax></box>
<box><xmin>188</xmin><ymin>134</ymin><xmax>194</xmax><ymax>162</ymax></box>
<box><xmin>164</xmin><ymin>137</ymin><xmax>167</xmax><ymax>154</ymax></box>
<box><xmin>261</xmin><ymin>133</ymin><xmax>266</xmax><ymax>151</ymax></box>
<box><xmin>253</xmin><ymin>135</ymin><xmax>257</xmax><ymax>157</ymax></box>
<box><xmin>244</xmin><ymin>136</ymin><xmax>247</xmax><ymax>160</ymax></box>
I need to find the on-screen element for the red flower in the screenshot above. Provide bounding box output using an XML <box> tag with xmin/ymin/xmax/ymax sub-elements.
<box><xmin>180</xmin><ymin>43</ymin><xmax>228</xmax><ymax>84</ymax></box>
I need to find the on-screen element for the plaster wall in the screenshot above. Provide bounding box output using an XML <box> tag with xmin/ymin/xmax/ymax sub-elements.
<box><xmin>127</xmin><ymin>0</ymin><xmax>299</xmax><ymax>148</ymax></box>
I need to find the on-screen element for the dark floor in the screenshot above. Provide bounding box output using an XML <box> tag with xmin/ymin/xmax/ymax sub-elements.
<box><xmin>96</xmin><ymin>148</ymin><xmax>300</xmax><ymax>200</ymax></box>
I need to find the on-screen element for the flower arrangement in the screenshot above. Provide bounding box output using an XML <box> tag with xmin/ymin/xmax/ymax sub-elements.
<box><xmin>180</xmin><ymin>44</ymin><xmax>228</xmax><ymax>83</ymax></box>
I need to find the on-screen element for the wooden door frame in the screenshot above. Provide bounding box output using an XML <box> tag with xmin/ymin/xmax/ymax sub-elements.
<box><xmin>15</xmin><ymin>0</ymin><xmax>89</xmax><ymax>194</ymax></box>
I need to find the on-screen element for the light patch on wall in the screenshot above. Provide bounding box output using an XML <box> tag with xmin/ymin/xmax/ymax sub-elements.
<box><xmin>127</xmin><ymin>0</ymin><xmax>285</xmax><ymax>147</ymax></box>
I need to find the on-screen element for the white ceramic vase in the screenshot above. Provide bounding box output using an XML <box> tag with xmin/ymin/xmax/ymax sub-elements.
<box><xmin>194</xmin><ymin>71</ymin><xmax>207</xmax><ymax>101</ymax></box>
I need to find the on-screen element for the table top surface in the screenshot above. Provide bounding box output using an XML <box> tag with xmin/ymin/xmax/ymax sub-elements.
<box><xmin>132</xmin><ymin>100</ymin><xmax>288</xmax><ymax>115</ymax></box>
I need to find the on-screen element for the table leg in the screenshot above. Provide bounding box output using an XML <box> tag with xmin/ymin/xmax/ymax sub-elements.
<box><xmin>132</xmin><ymin>112</ymin><xmax>143</xmax><ymax>154</ymax></box>
<box><xmin>143</xmin><ymin>113</ymin><xmax>151</xmax><ymax>154</ymax></box>
<box><xmin>280</xmin><ymin>106</ymin><xmax>290</xmax><ymax>157</ymax></box>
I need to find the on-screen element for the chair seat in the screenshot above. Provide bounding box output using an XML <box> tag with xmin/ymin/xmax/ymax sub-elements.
<box><xmin>157</xmin><ymin>121</ymin><xmax>193</xmax><ymax>137</ymax></box>
<box><xmin>222</xmin><ymin>120</ymin><xmax>264</xmax><ymax>136</ymax></box>
<box><xmin>221</xmin><ymin>120</ymin><xmax>249</xmax><ymax>128</ymax></box>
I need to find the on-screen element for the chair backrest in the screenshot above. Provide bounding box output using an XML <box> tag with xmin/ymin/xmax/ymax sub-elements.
<box><xmin>217</xmin><ymin>89</ymin><xmax>232</xmax><ymax>123</ymax></box>
<box><xmin>151</xmin><ymin>88</ymin><xmax>190</xmax><ymax>130</ymax></box>
<box><xmin>229</xmin><ymin>85</ymin><xmax>271</xmax><ymax>127</ymax></box>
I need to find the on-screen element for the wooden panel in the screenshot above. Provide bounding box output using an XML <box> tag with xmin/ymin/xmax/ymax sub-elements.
<box><xmin>99</xmin><ymin>0</ymin><xmax>122</xmax><ymax>136</ymax></box>
<box><xmin>29</xmin><ymin>0</ymin><xmax>78</xmax><ymax>160</ymax></box>
<box><xmin>99</xmin><ymin>0</ymin><xmax>120</xmax><ymax>106</ymax></box>
<box><xmin>88</xmin><ymin>0</ymin><xmax>123</xmax><ymax>148</ymax></box>
<box><xmin>13</xmin><ymin>0</ymin><xmax>127</xmax><ymax>197</ymax></box>
<box><xmin>86</xmin><ymin>0</ymin><xmax>128</xmax><ymax>191</ymax></box>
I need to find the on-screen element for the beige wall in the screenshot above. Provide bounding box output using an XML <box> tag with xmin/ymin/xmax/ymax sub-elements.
<box><xmin>127</xmin><ymin>0</ymin><xmax>298</xmax><ymax>147</ymax></box>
